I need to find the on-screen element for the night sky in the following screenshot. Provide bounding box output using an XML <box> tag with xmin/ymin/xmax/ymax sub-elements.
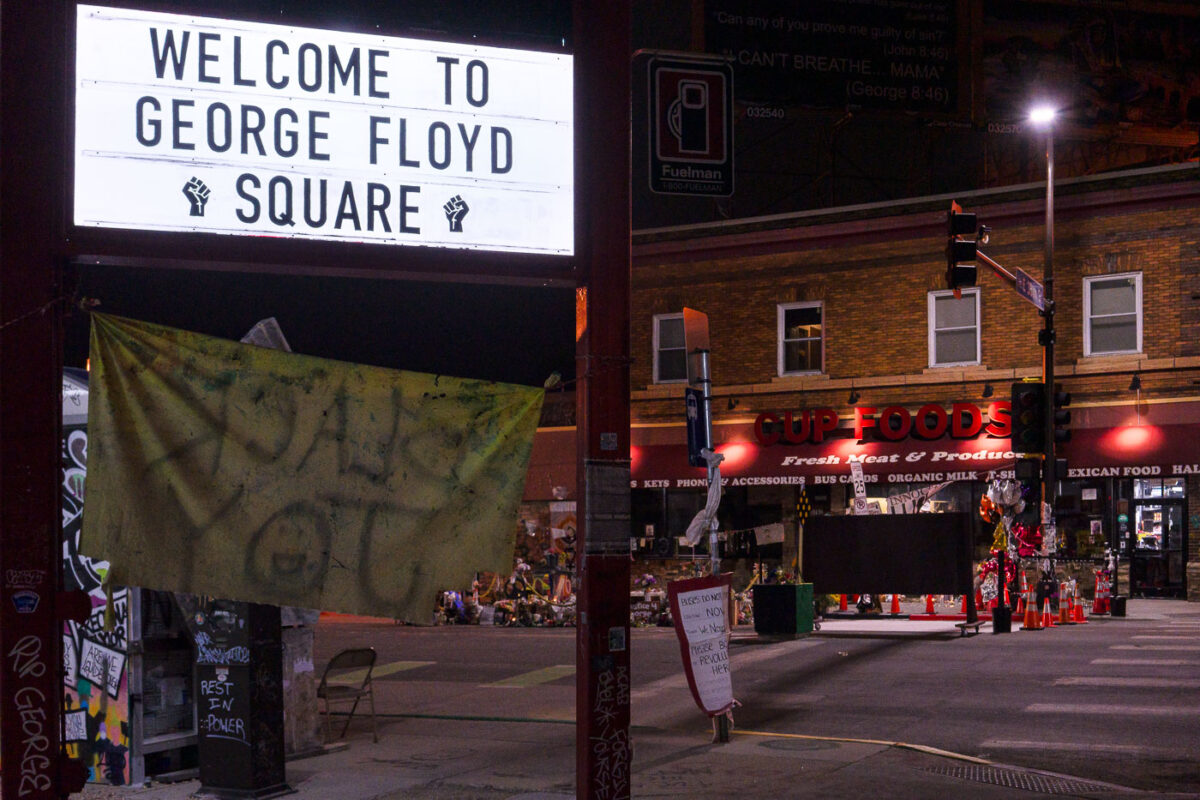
<box><xmin>65</xmin><ymin>265</ymin><xmax>577</xmax><ymax>389</ymax></box>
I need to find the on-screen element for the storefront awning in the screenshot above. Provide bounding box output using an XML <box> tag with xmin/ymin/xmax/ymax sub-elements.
<box><xmin>630</xmin><ymin>422</ymin><xmax>1200</xmax><ymax>489</ymax></box>
<box><xmin>632</xmin><ymin>434</ymin><xmax>1017</xmax><ymax>488</ymax></box>
<box><xmin>525</xmin><ymin>419</ymin><xmax>1200</xmax><ymax>499</ymax></box>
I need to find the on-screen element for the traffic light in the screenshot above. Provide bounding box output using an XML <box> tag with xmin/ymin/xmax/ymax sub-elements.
<box><xmin>946</xmin><ymin>201</ymin><xmax>978</xmax><ymax>291</ymax></box>
<box><xmin>1052</xmin><ymin>385</ymin><xmax>1071</xmax><ymax>445</ymax></box>
<box><xmin>1010</xmin><ymin>381</ymin><xmax>1046</xmax><ymax>455</ymax></box>
<box><xmin>1014</xmin><ymin>456</ymin><xmax>1042</xmax><ymax>525</ymax></box>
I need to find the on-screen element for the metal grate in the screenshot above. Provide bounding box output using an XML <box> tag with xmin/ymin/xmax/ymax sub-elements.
<box><xmin>922</xmin><ymin>765</ymin><xmax>1127</xmax><ymax>795</ymax></box>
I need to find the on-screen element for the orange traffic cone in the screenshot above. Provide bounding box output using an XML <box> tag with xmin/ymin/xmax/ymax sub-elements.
<box><xmin>1021</xmin><ymin>591</ymin><xmax>1042</xmax><ymax>630</ymax></box>
<box><xmin>1061</xmin><ymin>592</ymin><xmax>1077</xmax><ymax>625</ymax></box>
<box><xmin>1073</xmin><ymin>589</ymin><xmax>1088</xmax><ymax>624</ymax></box>
<box><xmin>839</xmin><ymin>594</ymin><xmax>848</xmax><ymax>612</ymax></box>
<box><xmin>1041</xmin><ymin>597</ymin><xmax>1056</xmax><ymax>629</ymax></box>
<box><xmin>959</xmin><ymin>594</ymin><xmax>967</xmax><ymax>614</ymax></box>
<box><xmin>925</xmin><ymin>594</ymin><xmax>936</xmax><ymax>614</ymax></box>
<box><xmin>889</xmin><ymin>593</ymin><xmax>901</xmax><ymax>615</ymax></box>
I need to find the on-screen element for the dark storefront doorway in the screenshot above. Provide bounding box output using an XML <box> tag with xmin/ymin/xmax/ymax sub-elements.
<box><xmin>1130</xmin><ymin>500</ymin><xmax>1187</xmax><ymax>596</ymax></box>
<box><xmin>1127</xmin><ymin>479</ymin><xmax>1188</xmax><ymax>597</ymax></box>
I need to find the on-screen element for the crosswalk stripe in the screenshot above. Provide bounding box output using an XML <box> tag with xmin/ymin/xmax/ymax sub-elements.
<box><xmin>484</xmin><ymin>664</ymin><xmax>575</xmax><ymax>688</ymax></box>
<box><xmin>1091</xmin><ymin>658</ymin><xmax>1196</xmax><ymax>666</ymax></box>
<box><xmin>982</xmin><ymin>739</ymin><xmax>1150</xmax><ymax>755</ymax></box>
<box><xmin>1054</xmin><ymin>676</ymin><xmax>1200</xmax><ymax>688</ymax></box>
<box><xmin>1110</xmin><ymin>644</ymin><xmax>1200</xmax><ymax>651</ymax></box>
<box><xmin>330</xmin><ymin>660</ymin><xmax>433</xmax><ymax>684</ymax></box>
<box><xmin>1025</xmin><ymin>703</ymin><xmax>1192</xmax><ymax>717</ymax></box>
<box><xmin>1132</xmin><ymin>635</ymin><xmax>1200</xmax><ymax>640</ymax></box>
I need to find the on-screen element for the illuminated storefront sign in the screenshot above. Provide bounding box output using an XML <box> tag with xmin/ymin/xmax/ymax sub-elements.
<box><xmin>74</xmin><ymin>5</ymin><xmax>573</xmax><ymax>255</ymax></box>
<box><xmin>754</xmin><ymin>401</ymin><xmax>1011</xmax><ymax>444</ymax></box>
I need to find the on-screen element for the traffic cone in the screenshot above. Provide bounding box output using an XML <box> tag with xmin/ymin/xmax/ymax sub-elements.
<box><xmin>839</xmin><ymin>594</ymin><xmax>848</xmax><ymax>612</ymax></box>
<box><xmin>1073</xmin><ymin>589</ymin><xmax>1088</xmax><ymax>624</ymax></box>
<box><xmin>959</xmin><ymin>594</ymin><xmax>967</xmax><ymax>614</ymax></box>
<box><xmin>889</xmin><ymin>593</ymin><xmax>901</xmax><ymax>615</ymax></box>
<box><xmin>1092</xmin><ymin>571</ymin><xmax>1109</xmax><ymax>615</ymax></box>
<box><xmin>925</xmin><ymin>594</ymin><xmax>936</xmax><ymax>614</ymax></box>
<box><xmin>1041</xmin><ymin>597</ymin><xmax>1056</xmax><ymax>629</ymax></box>
<box><xmin>1060</xmin><ymin>592</ymin><xmax>1076</xmax><ymax>625</ymax></box>
<box><xmin>1021</xmin><ymin>589</ymin><xmax>1042</xmax><ymax>630</ymax></box>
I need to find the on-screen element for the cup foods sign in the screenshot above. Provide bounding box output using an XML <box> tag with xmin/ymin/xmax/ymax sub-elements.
<box><xmin>74</xmin><ymin>5</ymin><xmax>573</xmax><ymax>255</ymax></box>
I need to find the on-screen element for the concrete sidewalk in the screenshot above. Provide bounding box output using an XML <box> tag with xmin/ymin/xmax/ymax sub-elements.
<box><xmin>79</xmin><ymin>713</ymin><xmax>1167</xmax><ymax>800</ymax></box>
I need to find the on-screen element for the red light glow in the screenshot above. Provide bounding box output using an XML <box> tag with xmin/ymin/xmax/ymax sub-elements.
<box><xmin>716</xmin><ymin>442</ymin><xmax>752</xmax><ymax>470</ymax></box>
<box><xmin>1099</xmin><ymin>425</ymin><xmax>1164</xmax><ymax>459</ymax></box>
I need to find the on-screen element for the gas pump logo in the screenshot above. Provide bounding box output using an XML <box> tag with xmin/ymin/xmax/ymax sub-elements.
<box><xmin>668</xmin><ymin>80</ymin><xmax>710</xmax><ymax>155</ymax></box>
<box><xmin>654</xmin><ymin>67</ymin><xmax>727</xmax><ymax>162</ymax></box>
<box><xmin>648</xmin><ymin>57</ymin><xmax>733</xmax><ymax>196</ymax></box>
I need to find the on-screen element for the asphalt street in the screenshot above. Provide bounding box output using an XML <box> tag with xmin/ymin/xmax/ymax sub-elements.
<box><xmin>310</xmin><ymin>597</ymin><xmax>1200</xmax><ymax>795</ymax></box>
<box><xmin>77</xmin><ymin>598</ymin><xmax>1200</xmax><ymax>798</ymax></box>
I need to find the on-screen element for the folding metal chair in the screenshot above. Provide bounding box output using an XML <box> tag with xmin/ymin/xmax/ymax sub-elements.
<box><xmin>316</xmin><ymin>647</ymin><xmax>378</xmax><ymax>743</ymax></box>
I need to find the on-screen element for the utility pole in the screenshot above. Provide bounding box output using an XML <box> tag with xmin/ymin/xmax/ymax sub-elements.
<box><xmin>574</xmin><ymin>2</ymin><xmax>632</xmax><ymax>798</ymax></box>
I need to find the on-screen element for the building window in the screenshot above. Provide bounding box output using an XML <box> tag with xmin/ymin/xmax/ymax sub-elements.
<box><xmin>653</xmin><ymin>313</ymin><xmax>687</xmax><ymax>383</ymax></box>
<box><xmin>1084</xmin><ymin>273</ymin><xmax>1141</xmax><ymax>356</ymax></box>
<box><xmin>778</xmin><ymin>302</ymin><xmax>823</xmax><ymax>375</ymax></box>
<box><xmin>927</xmin><ymin>288</ymin><xmax>980</xmax><ymax>367</ymax></box>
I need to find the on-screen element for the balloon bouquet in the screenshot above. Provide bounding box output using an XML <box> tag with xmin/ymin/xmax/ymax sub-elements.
<box><xmin>977</xmin><ymin>476</ymin><xmax>1047</xmax><ymax>607</ymax></box>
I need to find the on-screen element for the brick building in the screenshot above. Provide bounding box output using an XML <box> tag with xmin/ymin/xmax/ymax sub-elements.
<box><xmin>525</xmin><ymin>162</ymin><xmax>1200</xmax><ymax>599</ymax></box>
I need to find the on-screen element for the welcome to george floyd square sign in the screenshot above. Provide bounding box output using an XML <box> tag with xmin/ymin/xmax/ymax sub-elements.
<box><xmin>74</xmin><ymin>5</ymin><xmax>574</xmax><ymax>255</ymax></box>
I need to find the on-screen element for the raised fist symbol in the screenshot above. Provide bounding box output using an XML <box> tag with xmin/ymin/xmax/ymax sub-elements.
<box><xmin>443</xmin><ymin>195</ymin><xmax>469</xmax><ymax>232</ymax></box>
<box><xmin>183</xmin><ymin>177</ymin><xmax>211</xmax><ymax>217</ymax></box>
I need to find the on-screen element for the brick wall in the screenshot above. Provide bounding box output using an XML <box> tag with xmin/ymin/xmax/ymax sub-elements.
<box><xmin>631</xmin><ymin>169</ymin><xmax>1200</xmax><ymax>426</ymax></box>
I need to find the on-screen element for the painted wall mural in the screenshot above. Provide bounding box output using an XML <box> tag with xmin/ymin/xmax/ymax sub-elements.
<box><xmin>61</xmin><ymin>421</ymin><xmax>132</xmax><ymax>786</ymax></box>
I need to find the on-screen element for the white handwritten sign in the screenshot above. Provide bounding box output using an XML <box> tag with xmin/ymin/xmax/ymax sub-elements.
<box><xmin>78</xmin><ymin>639</ymin><xmax>126</xmax><ymax>699</ymax></box>
<box><xmin>74</xmin><ymin>4</ymin><xmax>573</xmax><ymax>255</ymax></box>
<box><xmin>667</xmin><ymin>574</ymin><xmax>734</xmax><ymax>717</ymax></box>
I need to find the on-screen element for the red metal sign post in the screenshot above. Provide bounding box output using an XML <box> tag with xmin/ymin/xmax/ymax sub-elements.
<box><xmin>1</xmin><ymin>2</ymin><xmax>87</xmax><ymax>797</ymax></box>
<box><xmin>574</xmin><ymin>1</ymin><xmax>633</xmax><ymax>798</ymax></box>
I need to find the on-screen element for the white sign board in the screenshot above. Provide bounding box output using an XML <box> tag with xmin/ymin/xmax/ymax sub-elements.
<box><xmin>74</xmin><ymin>5</ymin><xmax>573</xmax><ymax>255</ymax></box>
<box><xmin>669</xmin><ymin>576</ymin><xmax>733</xmax><ymax>716</ymax></box>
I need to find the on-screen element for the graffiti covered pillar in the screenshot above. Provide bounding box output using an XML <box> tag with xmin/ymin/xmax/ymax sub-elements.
<box><xmin>0</xmin><ymin>1</ymin><xmax>88</xmax><ymax>797</ymax></box>
<box><xmin>573</xmin><ymin>1</ymin><xmax>633</xmax><ymax>798</ymax></box>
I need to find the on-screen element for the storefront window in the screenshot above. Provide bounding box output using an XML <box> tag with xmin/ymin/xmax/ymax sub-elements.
<box><xmin>1056</xmin><ymin>479</ymin><xmax>1107</xmax><ymax>558</ymax></box>
<box><xmin>927</xmin><ymin>289</ymin><xmax>980</xmax><ymax>367</ymax></box>
<box><xmin>653</xmin><ymin>313</ymin><xmax>686</xmax><ymax>383</ymax></box>
<box><xmin>1134</xmin><ymin>478</ymin><xmax>1185</xmax><ymax>499</ymax></box>
<box><xmin>851</xmin><ymin>481</ymin><xmax>973</xmax><ymax>515</ymax></box>
<box><xmin>777</xmin><ymin>301</ymin><xmax>823</xmax><ymax>375</ymax></box>
<box><xmin>1084</xmin><ymin>272</ymin><xmax>1141</xmax><ymax>356</ymax></box>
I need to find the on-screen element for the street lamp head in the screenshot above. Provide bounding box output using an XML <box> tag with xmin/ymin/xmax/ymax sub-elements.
<box><xmin>1029</xmin><ymin>105</ymin><xmax>1058</xmax><ymax>127</ymax></box>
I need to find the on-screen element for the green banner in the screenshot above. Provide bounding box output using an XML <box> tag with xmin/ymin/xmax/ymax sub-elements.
<box><xmin>83</xmin><ymin>314</ymin><xmax>543</xmax><ymax>622</ymax></box>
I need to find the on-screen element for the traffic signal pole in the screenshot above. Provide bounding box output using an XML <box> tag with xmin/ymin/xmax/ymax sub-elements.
<box><xmin>1041</xmin><ymin>130</ymin><xmax>1057</xmax><ymax>531</ymax></box>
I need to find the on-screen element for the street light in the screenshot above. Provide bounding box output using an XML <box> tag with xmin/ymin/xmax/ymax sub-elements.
<box><xmin>1028</xmin><ymin>103</ymin><xmax>1057</xmax><ymax>552</ymax></box>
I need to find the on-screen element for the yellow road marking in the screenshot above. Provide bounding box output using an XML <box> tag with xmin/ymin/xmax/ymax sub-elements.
<box><xmin>484</xmin><ymin>665</ymin><xmax>575</xmax><ymax>688</ymax></box>
<box><xmin>330</xmin><ymin>660</ymin><xmax>433</xmax><ymax>684</ymax></box>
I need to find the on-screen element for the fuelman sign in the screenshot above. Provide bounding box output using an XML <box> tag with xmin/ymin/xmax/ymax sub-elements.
<box><xmin>74</xmin><ymin>5</ymin><xmax>574</xmax><ymax>255</ymax></box>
